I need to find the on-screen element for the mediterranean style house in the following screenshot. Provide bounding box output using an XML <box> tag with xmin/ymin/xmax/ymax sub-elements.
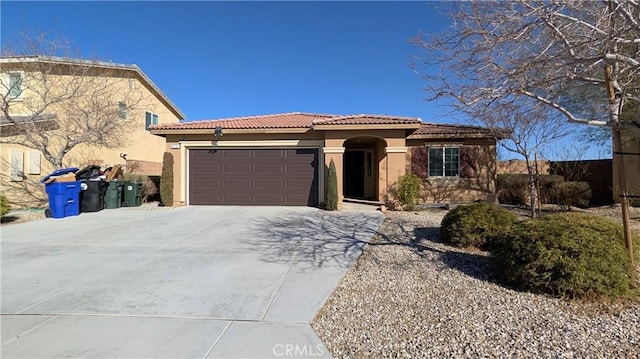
<box><xmin>150</xmin><ymin>112</ymin><xmax>499</xmax><ymax>209</ymax></box>
<box><xmin>1</xmin><ymin>56</ymin><xmax>185</xmax><ymax>208</ymax></box>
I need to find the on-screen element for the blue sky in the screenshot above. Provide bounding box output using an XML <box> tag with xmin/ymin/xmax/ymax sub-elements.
<box><xmin>2</xmin><ymin>1</ymin><xmax>449</xmax><ymax>121</ymax></box>
<box><xmin>0</xmin><ymin>1</ymin><xmax>607</xmax><ymax>159</ymax></box>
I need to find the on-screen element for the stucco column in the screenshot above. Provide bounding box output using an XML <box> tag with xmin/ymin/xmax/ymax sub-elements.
<box><xmin>384</xmin><ymin>146</ymin><xmax>408</xmax><ymax>203</ymax></box>
<box><xmin>323</xmin><ymin>146</ymin><xmax>345</xmax><ymax>210</ymax></box>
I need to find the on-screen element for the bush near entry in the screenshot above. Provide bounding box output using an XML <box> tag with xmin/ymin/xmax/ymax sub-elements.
<box><xmin>489</xmin><ymin>213</ymin><xmax>638</xmax><ymax>300</ymax></box>
<box><xmin>440</xmin><ymin>203</ymin><xmax>518</xmax><ymax>249</ymax></box>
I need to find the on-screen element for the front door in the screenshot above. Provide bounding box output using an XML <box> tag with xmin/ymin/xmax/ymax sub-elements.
<box><xmin>344</xmin><ymin>151</ymin><xmax>365</xmax><ymax>198</ymax></box>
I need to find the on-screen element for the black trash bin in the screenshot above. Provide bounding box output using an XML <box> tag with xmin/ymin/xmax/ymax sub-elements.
<box><xmin>76</xmin><ymin>165</ymin><xmax>102</xmax><ymax>180</ymax></box>
<box><xmin>80</xmin><ymin>180</ymin><xmax>107</xmax><ymax>213</ymax></box>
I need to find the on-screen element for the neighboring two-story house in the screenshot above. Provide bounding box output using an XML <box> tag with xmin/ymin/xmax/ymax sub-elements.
<box><xmin>1</xmin><ymin>56</ymin><xmax>185</xmax><ymax>208</ymax></box>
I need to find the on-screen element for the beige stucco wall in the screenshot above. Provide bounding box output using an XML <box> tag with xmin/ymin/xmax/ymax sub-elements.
<box><xmin>406</xmin><ymin>138</ymin><xmax>497</xmax><ymax>203</ymax></box>
<box><xmin>1</xmin><ymin>63</ymin><xmax>181</xmax><ymax>208</ymax></box>
<box><xmin>159</xmin><ymin>129</ymin><xmax>497</xmax><ymax>209</ymax></box>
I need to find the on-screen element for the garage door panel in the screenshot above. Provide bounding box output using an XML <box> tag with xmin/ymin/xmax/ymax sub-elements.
<box><xmin>222</xmin><ymin>150</ymin><xmax>251</xmax><ymax>159</ymax></box>
<box><xmin>189</xmin><ymin>149</ymin><xmax>318</xmax><ymax>206</ymax></box>
<box><xmin>255</xmin><ymin>164</ymin><xmax>284</xmax><ymax>173</ymax></box>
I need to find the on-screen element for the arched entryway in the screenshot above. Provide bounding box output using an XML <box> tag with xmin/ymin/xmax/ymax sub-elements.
<box><xmin>343</xmin><ymin>136</ymin><xmax>386</xmax><ymax>201</ymax></box>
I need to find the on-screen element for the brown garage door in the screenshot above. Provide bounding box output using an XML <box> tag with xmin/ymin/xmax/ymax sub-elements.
<box><xmin>189</xmin><ymin>148</ymin><xmax>319</xmax><ymax>206</ymax></box>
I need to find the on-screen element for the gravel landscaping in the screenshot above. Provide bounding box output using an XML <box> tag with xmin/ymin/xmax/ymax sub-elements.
<box><xmin>312</xmin><ymin>210</ymin><xmax>640</xmax><ymax>358</ymax></box>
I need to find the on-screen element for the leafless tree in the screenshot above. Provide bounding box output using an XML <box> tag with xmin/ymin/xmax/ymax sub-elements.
<box><xmin>0</xmin><ymin>34</ymin><xmax>144</xmax><ymax>169</ymax></box>
<box><xmin>412</xmin><ymin>0</ymin><xmax>639</xmax><ymax>268</ymax></box>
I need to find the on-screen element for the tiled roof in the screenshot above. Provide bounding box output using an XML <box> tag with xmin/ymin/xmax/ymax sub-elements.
<box><xmin>149</xmin><ymin>112</ymin><xmax>497</xmax><ymax>138</ymax></box>
<box><xmin>410</xmin><ymin>123</ymin><xmax>496</xmax><ymax>137</ymax></box>
<box><xmin>312</xmin><ymin>114</ymin><xmax>422</xmax><ymax>125</ymax></box>
<box><xmin>150</xmin><ymin>112</ymin><xmax>421</xmax><ymax>130</ymax></box>
<box><xmin>150</xmin><ymin>112</ymin><xmax>335</xmax><ymax>130</ymax></box>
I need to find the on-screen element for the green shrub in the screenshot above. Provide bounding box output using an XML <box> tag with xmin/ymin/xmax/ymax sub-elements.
<box><xmin>325</xmin><ymin>159</ymin><xmax>338</xmax><ymax>211</ymax></box>
<box><xmin>489</xmin><ymin>213</ymin><xmax>638</xmax><ymax>299</ymax></box>
<box><xmin>497</xmin><ymin>174</ymin><xmax>529</xmax><ymax>205</ymax></box>
<box><xmin>546</xmin><ymin>181</ymin><xmax>592</xmax><ymax>208</ymax></box>
<box><xmin>0</xmin><ymin>194</ymin><xmax>11</xmax><ymax>217</ymax></box>
<box><xmin>122</xmin><ymin>174</ymin><xmax>158</xmax><ymax>203</ymax></box>
<box><xmin>396</xmin><ymin>174</ymin><xmax>421</xmax><ymax>210</ymax></box>
<box><xmin>159</xmin><ymin>152</ymin><xmax>174</xmax><ymax>206</ymax></box>
<box><xmin>497</xmin><ymin>174</ymin><xmax>564</xmax><ymax>205</ymax></box>
<box><xmin>440</xmin><ymin>203</ymin><xmax>518</xmax><ymax>249</ymax></box>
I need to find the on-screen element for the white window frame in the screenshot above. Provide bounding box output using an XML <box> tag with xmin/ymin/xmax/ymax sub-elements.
<box><xmin>428</xmin><ymin>145</ymin><xmax>460</xmax><ymax>178</ymax></box>
<box><xmin>27</xmin><ymin>151</ymin><xmax>41</xmax><ymax>175</ymax></box>
<box><xmin>6</xmin><ymin>71</ymin><xmax>24</xmax><ymax>100</ymax></box>
<box><xmin>10</xmin><ymin>150</ymin><xmax>24</xmax><ymax>181</ymax></box>
<box><xmin>145</xmin><ymin>111</ymin><xmax>158</xmax><ymax>130</ymax></box>
<box><xmin>118</xmin><ymin>102</ymin><xmax>128</xmax><ymax>120</ymax></box>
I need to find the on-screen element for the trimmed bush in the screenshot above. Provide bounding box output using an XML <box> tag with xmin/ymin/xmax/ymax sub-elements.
<box><xmin>122</xmin><ymin>174</ymin><xmax>158</xmax><ymax>203</ymax></box>
<box><xmin>0</xmin><ymin>194</ymin><xmax>10</xmax><ymax>217</ymax></box>
<box><xmin>440</xmin><ymin>203</ymin><xmax>518</xmax><ymax>249</ymax></box>
<box><xmin>497</xmin><ymin>173</ymin><xmax>564</xmax><ymax>205</ymax></box>
<box><xmin>160</xmin><ymin>152</ymin><xmax>174</xmax><ymax>206</ymax></box>
<box><xmin>490</xmin><ymin>213</ymin><xmax>638</xmax><ymax>299</ymax></box>
<box><xmin>325</xmin><ymin>159</ymin><xmax>338</xmax><ymax>211</ymax></box>
<box><xmin>497</xmin><ymin>174</ymin><xmax>529</xmax><ymax>205</ymax></box>
<box><xmin>547</xmin><ymin>181</ymin><xmax>592</xmax><ymax>208</ymax></box>
<box><xmin>396</xmin><ymin>174</ymin><xmax>421</xmax><ymax>210</ymax></box>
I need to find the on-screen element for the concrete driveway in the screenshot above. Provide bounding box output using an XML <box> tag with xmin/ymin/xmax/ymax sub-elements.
<box><xmin>1</xmin><ymin>206</ymin><xmax>384</xmax><ymax>358</ymax></box>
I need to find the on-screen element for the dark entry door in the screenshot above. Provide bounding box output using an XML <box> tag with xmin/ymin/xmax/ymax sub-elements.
<box><xmin>344</xmin><ymin>151</ymin><xmax>365</xmax><ymax>198</ymax></box>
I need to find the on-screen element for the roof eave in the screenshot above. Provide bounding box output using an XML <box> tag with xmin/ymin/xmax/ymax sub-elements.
<box><xmin>150</xmin><ymin>127</ymin><xmax>312</xmax><ymax>135</ymax></box>
<box><xmin>1</xmin><ymin>56</ymin><xmax>186</xmax><ymax>121</ymax></box>
<box><xmin>313</xmin><ymin>123</ymin><xmax>422</xmax><ymax>131</ymax></box>
<box><xmin>407</xmin><ymin>133</ymin><xmax>496</xmax><ymax>140</ymax></box>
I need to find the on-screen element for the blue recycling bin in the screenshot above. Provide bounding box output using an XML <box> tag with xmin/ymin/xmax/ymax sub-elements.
<box><xmin>41</xmin><ymin>167</ymin><xmax>81</xmax><ymax>219</ymax></box>
<box><xmin>44</xmin><ymin>181</ymin><xmax>82</xmax><ymax>218</ymax></box>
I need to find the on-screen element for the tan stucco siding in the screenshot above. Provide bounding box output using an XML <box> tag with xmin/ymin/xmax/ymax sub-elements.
<box><xmin>406</xmin><ymin>138</ymin><xmax>497</xmax><ymax>203</ymax></box>
<box><xmin>1</xmin><ymin>66</ymin><xmax>181</xmax><ymax>208</ymax></box>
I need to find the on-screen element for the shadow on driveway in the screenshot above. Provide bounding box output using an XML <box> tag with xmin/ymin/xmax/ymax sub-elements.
<box><xmin>244</xmin><ymin>210</ymin><xmax>384</xmax><ymax>269</ymax></box>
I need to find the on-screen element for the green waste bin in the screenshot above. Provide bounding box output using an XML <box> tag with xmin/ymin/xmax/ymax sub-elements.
<box><xmin>104</xmin><ymin>181</ymin><xmax>123</xmax><ymax>209</ymax></box>
<box><xmin>122</xmin><ymin>181</ymin><xmax>143</xmax><ymax>207</ymax></box>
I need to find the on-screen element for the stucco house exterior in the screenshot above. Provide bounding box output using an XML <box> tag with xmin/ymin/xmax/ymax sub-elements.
<box><xmin>1</xmin><ymin>56</ymin><xmax>185</xmax><ymax>208</ymax></box>
<box><xmin>150</xmin><ymin>112</ymin><xmax>498</xmax><ymax>208</ymax></box>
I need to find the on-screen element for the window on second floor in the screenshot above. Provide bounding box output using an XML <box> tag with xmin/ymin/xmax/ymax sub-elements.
<box><xmin>145</xmin><ymin>111</ymin><xmax>158</xmax><ymax>130</ymax></box>
<box><xmin>118</xmin><ymin>102</ymin><xmax>128</xmax><ymax>120</ymax></box>
<box><xmin>8</xmin><ymin>72</ymin><xmax>23</xmax><ymax>99</ymax></box>
<box><xmin>428</xmin><ymin>146</ymin><xmax>460</xmax><ymax>177</ymax></box>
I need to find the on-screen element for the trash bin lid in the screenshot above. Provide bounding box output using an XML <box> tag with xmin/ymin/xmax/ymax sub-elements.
<box><xmin>76</xmin><ymin>165</ymin><xmax>102</xmax><ymax>180</ymax></box>
<box><xmin>41</xmin><ymin>167</ymin><xmax>79</xmax><ymax>183</ymax></box>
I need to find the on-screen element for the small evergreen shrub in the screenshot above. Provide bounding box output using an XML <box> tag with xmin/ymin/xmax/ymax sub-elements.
<box><xmin>325</xmin><ymin>159</ymin><xmax>338</xmax><ymax>211</ymax></box>
<box><xmin>547</xmin><ymin>181</ymin><xmax>592</xmax><ymax>208</ymax></box>
<box><xmin>122</xmin><ymin>174</ymin><xmax>158</xmax><ymax>203</ymax></box>
<box><xmin>440</xmin><ymin>203</ymin><xmax>518</xmax><ymax>249</ymax></box>
<box><xmin>160</xmin><ymin>152</ymin><xmax>174</xmax><ymax>206</ymax></box>
<box><xmin>396</xmin><ymin>174</ymin><xmax>421</xmax><ymax>210</ymax></box>
<box><xmin>0</xmin><ymin>194</ymin><xmax>11</xmax><ymax>217</ymax></box>
<box><xmin>489</xmin><ymin>213</ymin><xmax>638</xmax><ymax>299</ymax></box>
<box><xmin>497</xmin><ymin>174</ymin><xmax>564</xmax><ymax>205</ymax></box>
<box><xmin>497</xmin><ymin>174</ymin><xmax>529</xmax><ymax>205</ymax></box>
